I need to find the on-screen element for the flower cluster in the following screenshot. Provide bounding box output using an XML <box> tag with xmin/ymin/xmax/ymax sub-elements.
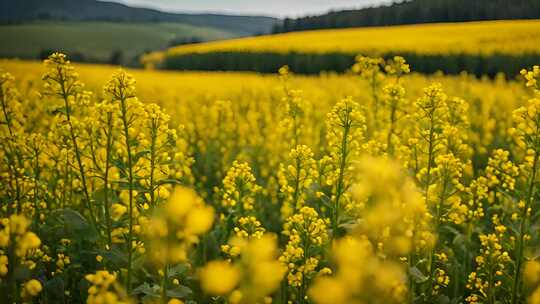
<box><xmin>352</xmin><ymin>157</ymin><xmax>434</xmax><ymax>257</ymax></box>
<box><xmin>146</xmin><ymin>187</ymin><xmax>214</xmax><ymax>266</ymax></box>
<box><xmin>202</xmin><ymin>235</ymin><xmax>285</xmax><ymax>303</ymax></box>
<box><xmin>278</xmin><ymin>145</ymin><xmax>318</xmax><ymax>217</ymax></box>
<box><xmin>521</xmin><ymin>65</ymin><xmax>540</xmax><ymax>92</ymax></box>
<box><xmin>279</xmin><ymin>206</ymin><xmax>328</xmax><ymax>302</ymax></box>
<box><xmin>0</xmin><ymin>215</ymin><xmax>42</xmax><ymax>303</ymax></box>
<box><xmin>309</xmin><ymin>237</ymin><xmax>407</xmax><ymax>304</ymax></box>
<box><xmin>220</xmin><ymin>161</ymin><xmax>261</xmax><ymax>213</ymax></box>
<box><xmin>86</xmin><ymin>271</ymin><xmax>131</xmax><ymax>304</ymax></box>
<box><xmin>466</xmin><ymin>232</ymin><xmax>511</xmax><ymax>303</ymax></box>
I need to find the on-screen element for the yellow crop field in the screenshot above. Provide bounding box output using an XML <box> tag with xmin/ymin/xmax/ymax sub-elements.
<box><xmin>156</xmin><ymin>20</ymin><xmax>540</xmax><ymax>58</ymax></box>
<box><xmin>2</xmin><ymin>53</ymin><xmax>540</xmax><ymax>304</ymax></box>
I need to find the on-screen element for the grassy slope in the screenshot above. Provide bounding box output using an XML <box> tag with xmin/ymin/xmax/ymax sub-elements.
<box><xmin>158</xmin><ymin>20</ymin><xmax>540</xmax><ymax>58</ymax></box>
<box><xmin>0</xmin><ymin>21</ymin><xmax>239</xmax><ymax>62</ymax></box>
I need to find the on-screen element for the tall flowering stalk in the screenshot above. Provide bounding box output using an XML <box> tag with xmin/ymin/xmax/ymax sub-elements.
<box><xmin>278</xmin><ymin>66</ymin><xmax>310</xmax><ymax>149</ymax></box>
<box><xmin>383</xmin><ymin>57</ymin><xmax>411</xmax><ymax>155</ymax></box>
<box><xmin>508</xmin><ymin>74</ymin><xmax>540</xmax><ymax>303</ymax></box>
<box><xmin>352</xmin><ymin>56</ymin><xmax>384</xmax><ymax>132</ymax></box>
<box><xmin>26</xmin><ymin>134</ymin><xmax>46</xmax><ymax>229</ymax></box>
<box><xmin>0</xmin><ymin>72</ymin><xmax>24</xmax><ymax>216</ymax></box>
<box><xmin>81</xmin><ymin>101</ymin><xmax>118</xmax><ymax>247</ymax></box>
<box><xmin>382</xmin><ymin>83</ymin><xmax>407</xmax><ymax>155</ymax></box>
<box><xmin>322</xmin><ymin>97</ymin><xmax>366</xmax><ymax>235</ymax></box>
<box><xmin>407</xmin><ymin>84</ymin><xmax>456</xmax><ymax>299</ymax></box>
<box><xmin>102</xmin><ymin>103</ymin><xmax>116</xmax><ymax>247</ymax></box>
<box><xmin>42</xmin><ymin>53</ymin><xmax>98</xmax><ymax>230</ymax></box>
<box><xmin>412</xmin><ymin>84</ymin><xmax>449</xmax><ymax>204</ymax></box>
<box><xmin>103</xmin><ymin>70</ymin><xmax>138</xmax><ymax>292</ymax></box>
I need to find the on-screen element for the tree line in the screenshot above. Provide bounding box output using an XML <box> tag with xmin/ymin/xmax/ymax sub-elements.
<box><xmin>273</xmin><ymin>0</ymin><xmax>540</xmax><ymax>33</ymax></box>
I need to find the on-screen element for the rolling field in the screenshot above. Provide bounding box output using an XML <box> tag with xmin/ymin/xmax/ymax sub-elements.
<box><xmin>148</xmin><ymin>20</ymin><xmax>540</xmax><ymax>76</ymax></box>
<box><xmin>2</xmin><ymin>55</ymin><xmax>540</xmax><ymax>303</ymax></box>
<box><xmin>159</xmin><ymin>20</ymin><xmax>540</xmax><ymax>56</ymax></box>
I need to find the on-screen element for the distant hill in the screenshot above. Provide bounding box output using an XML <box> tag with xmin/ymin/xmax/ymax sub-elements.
<box><xmin>0</xmin><ymin>0</ymin><xmax>278</xmax><ymax>36</ymax></box>
<box><xmin>0</xmin><ymin>0</ymin><xmax>279</xmax><ymax>65</ymax></box>
<box><xmin>0</xmin><ymin>22</ymin><xmax>240</xmax><ymax>65</ymax></box>
<box><xmin>273</xmin><ymin>0</ymin><xmax>540</xmax><ymax>33</ymax></box>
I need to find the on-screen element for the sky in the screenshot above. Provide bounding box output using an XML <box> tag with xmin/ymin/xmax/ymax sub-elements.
<box><xmin>109</xmin><ymin>0</ymin><xmax>393</xmax><ymax>18</ymax></box>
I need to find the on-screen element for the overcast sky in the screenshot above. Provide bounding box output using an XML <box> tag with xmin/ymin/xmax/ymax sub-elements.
<box><xmin>109</xmin><ymin>0</ymin><xmax>393</xmax><ymax>18</ymax></box>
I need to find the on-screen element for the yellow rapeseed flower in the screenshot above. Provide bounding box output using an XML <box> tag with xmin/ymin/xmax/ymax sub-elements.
<box><xmin>200</xmin><ymin>260</ymin><xmax>240</xmax><ymax>295</ymax></box>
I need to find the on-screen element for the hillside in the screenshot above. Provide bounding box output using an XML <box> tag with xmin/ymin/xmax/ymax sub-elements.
<box><xmin>0</xmin><ymin>0</ymin><xmax>278</xmax><ymax>36</ymax></box>
<box><xmin>149</xmin><ymin>20</ymin><xmax>540</xmax><ymax>76</ymax></box>
<box><xmin>273</xmin><ymin>0</ymin><xmax>540</xmax><ymax>33</ymax></box>
<box><xmin>0</xmin><ymin>0</ymin><xmax>280</xmax><ymax>65</ymax></box>
<box><xmin>0</xmin><ymin>22</ymin><xmax>238</xmax><ymax>65</ymax></box>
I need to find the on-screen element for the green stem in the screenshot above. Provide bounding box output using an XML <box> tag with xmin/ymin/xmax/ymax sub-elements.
<box><xmin>120</xmin><ymin>90</ymin><xmax>135</xmax><ymax>293</ymax></box>
<box><xmin>387</xmin><ymin>100</ymin><xmax>397</xmax><ymax>155</ymax></box>
<box><xmin>150</xmin><ymin>119</ymin><xmax>157</xmax><ymax>207</ymax></box>
<box><xmin>161</xmin><ymin>265</ymin><xmax>169</xmax><ymax>303</ymax></box>
<box><xmin>33</xmin><ymin>148</ymin><xmax>41</xmax><ymax>229</ymax></box>
<box><xmin>58</xmin><ymin>67</ymin><xmax>99</xmax><ymax>232</ymax></box>
<box><xmin>5</xmin><ymin>234</ymin><xmax>17</xmax><ymax>303</ymax></box>
<box><xmin>511</xmin><ymin>139</ymin><xmax>539</xmax><ymax>304</ymax></box>
<box><xmin>371</xmin><ymin>72</ymin><xmax>379</xmax><ymax>132</ymax></box>
<box><xmin>0</xmin><ymin>88</ymin><xmax>22</xmax><ymax>215</ymax></box>
<box><xmin>422</xmin><ymin>113</ymin><xmax>436</xmax><ymax>301</ymax></box>
<box><xmin>332</xmin><ymin>109</ymin><xmax>351</xmax><ymax>235</ymax></box>
<box><xmin>103</xmin><ymin>112</ymin><xmax>114</xmax><ymax>247</ymax></box>
<box><xmin>292</xmin><ymin>153</ymin><xmax>301</xmax><ymax>213</ymax></box>
<box><xmin>424</xmin><ymin>116</ymin><xmax>436</xmax><ymax>205</ymax></box>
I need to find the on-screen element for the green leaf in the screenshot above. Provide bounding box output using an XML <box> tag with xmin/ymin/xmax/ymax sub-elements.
<box><xmin>92</xmin><ymin>188</ymin><xmax>118</xmax><ymax>204</ymax></box>
<box><xmin>168</xmin><ymin>264</ymin><xmax>189</xmax><ymax>277</ymax></box>
<box><xmin>54</xmin><ymin>208</ymin><xmax>100</xmax><ymax>243</ymax></box>
<box><xmin>452</xmin><ymin>234</ymin><xmax>468</xmax><ymax>253</ymax></box>
<box><xmin>338</xmin><ymin>219</ymin><xmax>358</xmax><ymax>232</ymax></box>
<box><xmin>167</xmin><ymin>285</ymin><xmax>192</xmax><ymax>298</ymax></box>
<box><xmin>112</xmin><ymin>159</ymin><xmax>127</xmax><ymax>172</ymax></box>
<box><xmin>13</xmin><ymin>264</ymin><xmax>31</xmax><ymax>281</ymax></box>
<box><xmin>43</xmin><ymin>277</ymin><xmax>66</xmax><ymax>302</ymax></box>
<box><xmin>51</xmin><ymin>106</ymin><xmax>68</xmax><ymax>116</ymax></box>
<box><xmin>57</xmin><ymin>208</ymin><xmax>89</xmax><ymax>231</ymax></box>
<box><xmin>132</xmin><ymin>282</ymin><xmax>160</xmax><ymax>297</ymax></box>
<box><xmin>408</xmin><ymin>266</ymin><xmax>429</xmax><ymax>283</ymax></box>
<box><xmin>100</xmin><ymin>247</ymin><xmax>128</xmax><ymax>267</ymax></box>
<box><xmin>133</xmin><ymin>149</ymin><xmax>150</xmax><ymax>162</ymax></box>
<box><xmin>114</xmin><ymin>179</ymin><xmax>146</xmax><ymax>191</ymax></box>
<box><xmin>435</xmin><ymin>295</ymin><xmax>451</xmax><ymax>304</ymax></box>
<box><xmin>441</xmin><ymin>225</ymin><xmax>461</xmax><ymax>237</ymax></box>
